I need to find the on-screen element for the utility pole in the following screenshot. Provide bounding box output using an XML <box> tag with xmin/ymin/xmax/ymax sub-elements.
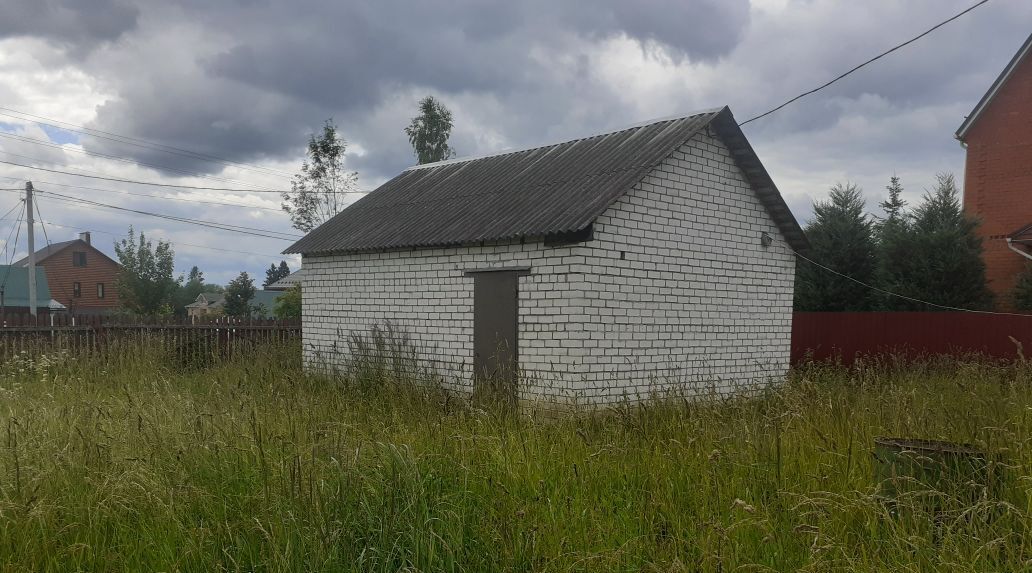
<box><xmin>26</xmin><ymin>181</ymin><xmax>36</xmax><ymax>318</ymax></box>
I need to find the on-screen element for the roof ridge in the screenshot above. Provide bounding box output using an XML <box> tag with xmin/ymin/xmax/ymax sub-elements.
<box><xmin>405</xmin><ymin>107</ymin><xmax>726</xmax><ymax>171</ymax></box>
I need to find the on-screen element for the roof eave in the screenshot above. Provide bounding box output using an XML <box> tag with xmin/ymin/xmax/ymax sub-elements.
<box><xmin>709</xmin><ymin>109</ymin><xmax>810</xmax><ymax>253</ymax></box>
<box><xmin>956</xmin><ymin>33</ymin><xmax>1032</xmax><ymax>141</ymax></box>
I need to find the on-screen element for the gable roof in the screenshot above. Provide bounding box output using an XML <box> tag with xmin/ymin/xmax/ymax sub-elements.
<box><xmin>266</xmin><ymin>268</ymin><xmax>305</xmax><ymax>290</ymax></box>
<box><xmin>285</xmin><ymin>106</ymin><xmax>807</xmax><ymax>255</ymax></box>
<box><xmin>14</xmin><ymin>238</ymin><xmax>120</xmax><ymax>268</ymax></box>
<box><xmin>956</xmin><ymin>33</ymin><xmax>1032</xmax><ymax>141</ymax></box>
<box><xmin>0</xmin><ymin>265</ymin><xmax>65</xmax><ymax>309</ymax></box>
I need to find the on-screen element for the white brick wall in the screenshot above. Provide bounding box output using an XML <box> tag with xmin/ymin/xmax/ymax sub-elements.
<box><xmin>301</xmin><ymin>130</ymin><xmax>795</xmax><ymax>404</ymax></box>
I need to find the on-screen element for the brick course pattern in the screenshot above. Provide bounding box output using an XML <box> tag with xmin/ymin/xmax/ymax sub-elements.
<box><xmin>302</xmin><ymin>131</ymin><xmax>795</xmax><ymax>404</ymax></box>
<box><xmin>961</xmin><ymin>48</ymin><xmax>1032</xmax><ymax>310</ymax></box>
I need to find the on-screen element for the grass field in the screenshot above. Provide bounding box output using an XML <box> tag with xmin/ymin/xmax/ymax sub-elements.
<box><xmin>1</xmin><ymin>342</ymin><xmax>1031</xmax><ymax>571</ymax></box>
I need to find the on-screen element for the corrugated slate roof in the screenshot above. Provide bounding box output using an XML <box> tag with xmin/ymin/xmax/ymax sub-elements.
<box><xmin>14</xmin><ymin>238</ymin><xmax>121</xmax><ymax>268</ymax></box>
<box><xmin>285</xmin><ymin>106</ymin><xmax>807</xmax><ymax>255</ymax></box>
<box><xmin>13</xmin><ymin>240</ymin><xmax>78</xmax><ymax>267</ymax></box>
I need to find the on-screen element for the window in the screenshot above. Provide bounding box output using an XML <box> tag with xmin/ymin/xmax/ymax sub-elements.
<box><xmin>73</xmin><ymin>282</ymin><xmax>82</xmax><ymax>298</ymax></box>
<box><xmin>97</xmin><ymin>283</ymin><xmax>105</xmax><ymax>299</ymax></box>
<box><xmin>72</xmin><ymin>251</ymin><xmax>87</xmax><ymax>267</ymax></box>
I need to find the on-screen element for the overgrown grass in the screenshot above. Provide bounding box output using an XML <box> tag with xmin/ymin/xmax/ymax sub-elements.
<box><xmin>1</xmin><ymin>344</ymin><xmax>1032</xmax><ymax>571</ymax></box>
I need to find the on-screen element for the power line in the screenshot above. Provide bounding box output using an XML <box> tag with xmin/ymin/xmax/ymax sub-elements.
<box><xmin>784</xmin><ymin>238</ymin><xmax>1032</xmax><ymax>318</ymax></box>
<box><xmin>32</xmin><ymin>195</ymin><xmax>52</xmax><ymax>248</ymax></box>
<box><xmin>0</xmin><ymin>106</ymin><xmax>296</xmax><ymax>179</ymax></box>
<box><xmin>0</xmin><ymin>157</ymin><xmax>289</xmax><ymax>192</ymax></box>
<box><xmin>29</xmin><ymin>179</ymin><xmax>283</xmax><ymax>212</ymax></box>
<box><xmin>38</xmin><ymin>219</ymin><xmax>290</xmax><ymax>259</ymax></box>
<box><xmin>0</xmin><ymin>200</ymin><xmax>25</xmax><ymax>292</ymax></box>
<box><xmin>0</xmin><ymin>131</ymin><xmax>285</xmax><ymax>189</ymax></box>
<box><xmin>738</xmin><ymin>0</ymin><xmax>990</xmax><ymax>126</ymax></box>
<box><xmin>31</xmin><ymin>189</ymin><xmax>302</xmax><ymax>241</ymax></box>
<box><xmin>0</xmin><ymin>152</ymin><xmax>282</xmax><ymax>195</ymax></box>
<box><xmin>0</xmin><ymin>156</ymin><xmax>369</xmax><ymax>195</ymax></box>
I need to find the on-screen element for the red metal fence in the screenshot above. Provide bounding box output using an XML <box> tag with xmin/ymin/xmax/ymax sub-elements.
<box><xmin>792</xmin><ymin>312</ymin><xmax>1032</xmax><ymax>364</ymax></box>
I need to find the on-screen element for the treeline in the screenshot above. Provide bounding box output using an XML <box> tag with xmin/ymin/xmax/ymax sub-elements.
<box><xmin>112</xmin><ymin>227</ymin><xmax>300</xmax><ymax>319</ymax></box>
<box><xmin>794</xmin><ymin>172</ymin><xmax>1032</xmax><ymax>312</ymax></box>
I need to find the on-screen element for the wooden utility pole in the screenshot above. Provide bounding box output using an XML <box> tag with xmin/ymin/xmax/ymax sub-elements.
<box><xmin>26</xmin><ymin>181</ymin><xmax>36</xmax><ymax>317</ymax></box>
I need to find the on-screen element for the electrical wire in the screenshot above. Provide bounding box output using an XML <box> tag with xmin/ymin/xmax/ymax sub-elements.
<box><xmin>0</xmin><ymin>200</ymin><xmax>25</xmax><ymax>292</ymax></box>
<box><xmin>783</xmin><ymin>237</ymin><xmax>1032</xmax><ymax>318</ymax></box>
<box><xmin>28</xmin><ymin>179</ymin><xmax>283</xmax><ymax>212</ymax></box>
<box><xmin>32</xmin><ymin>195</ymin><xmax>52</xmax><ymax>248</ymax></box>
<box><xmin>0</xmin><ymin>131</ymin><xmax>286</xmax><ymax>189</ymax></box>
<box><xmin>738</xmin><ymin>0</ymin><xmax>990</xmax><ymax>126</ymax></box>
<box><xmin>0</xmin><ymin>105</ymin><xmax>296</xmax><ymax>179</ymax></box>
<box><xmin>32</xmin><ymin>189</ymin><xmax>302</xmax><ymax>241</ymax></box>
<box><xmin>38</xmin><ymin>220</ymin><xmax>289</xmax><ymax>259</ymax></box>
<box><xmin>0</xmin><ymin>154</ymin><xmax>283</xmax><ymax>192</ymax></box>
<box><xmin>0</xmin><ymin>201</ymin><xmax>21</xmax><ymax>222</ymax></box>
<box><xmin>0</xmin><ymin>157</ymin><xmax>368</xmax><ymax>194</ymax></box>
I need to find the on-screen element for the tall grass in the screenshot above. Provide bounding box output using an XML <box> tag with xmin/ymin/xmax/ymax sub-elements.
<box><xmin>1</xmin><ymin>343</ymin><xmax>1031</xmax><ymax>571</ymax></box>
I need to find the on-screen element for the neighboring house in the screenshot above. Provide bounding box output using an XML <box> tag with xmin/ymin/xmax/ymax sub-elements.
<box><xmin>15</xmin><ymin>232</ymin><xmax>120</xmax><ymax>315</ymax></box>
<box><xmin>285</xmin><ymin>106</ymin><xmax>808</xmax><ymax>405</ymax></box>
<box><xmin>265</xmin><ymin>268</ymin><xmax>305</xmax><ymax>291</ymax></box>
<box><xmin>0</xmin><ymin>265</ymin><xmax>67</xmax><ymax>316</ymax></box>
<box><xmin>956</xmin><ymin>33</ymin><xmax>1032</xmax><ymax>309</ymax></box>
<box><xmin>185</xmin><ymin>292</ymin><xmax>225</xmax><ymax>320</ymax></box>
<box><xmin>185</xmin><ymin>291</ymin><xmax>283</xmax><ymax>320</ymax></box>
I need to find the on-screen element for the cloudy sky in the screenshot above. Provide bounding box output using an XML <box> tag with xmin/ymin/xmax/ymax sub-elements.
<box><xmin>0</xmin><ymin>0</ymin><xmax>1028</xmax><ymax>284</ymax></box>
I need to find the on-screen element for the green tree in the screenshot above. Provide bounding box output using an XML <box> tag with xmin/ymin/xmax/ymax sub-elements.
<box><xmin>794</xmin><ymin>183</ymin><xmax>877</xmax><ymax>311</ymax></box>
<box><xmin>1014</xmin><ymin>263</ymin><xmax>1032</xmax><ymax>311</ymax></box>
<box><xmin>282</xmin><ymin>119</ymin><xmax>359</xmax><ymax>232</ymax></box>
<box><xmin>881</xmin><ymin>173</ymin><xmax>992</xmax><ymax>310</ymax></box>
<box><xmin>264</xmin><ymin>261</ymin><xmax>291</xmax><ymax>287</ymax></box>
<box><xmin>274</xmin><ymin>284</ymin><xmax>301</xmax><ymax>319</ymax></box>
<box><xmin>223</xmin><ymin>272</ymin><xmax>257</xmax><ymax>317</ymax></box>
<box><xmin>874</xmin><ymin>176</ymin><xmax>911</xmax><ymax>309</ymax></box>
<box><xmin>405</xmin><ymin>95</ymin><xmax>455</xmax><ymax>164</ymax></box>
<box><xmin>113</xmin><ymin>227</ymin><xmax>180</xmax><ymax>316</ymax></box>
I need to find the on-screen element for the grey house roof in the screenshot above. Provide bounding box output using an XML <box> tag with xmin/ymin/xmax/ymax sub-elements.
<box><xmin>956</xmin><ymin>32</ymin><xmax>1032</xmax><ymax>141</ymax></box>
<box><xmin>285</xmin><ymin>106</ymin><xmax>807</xmax><ymax>255</ymax></box>
<box><xmin>265</xmin><ymin>268</ymin><xmax>305</xmax><ymax>290</ymax></box>
<box><xmin>14</xmin><ymin>238</ymin><xmax>121</xmax><ymax>268</ymax></box>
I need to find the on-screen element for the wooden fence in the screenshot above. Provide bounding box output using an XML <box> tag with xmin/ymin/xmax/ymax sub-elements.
<box><xmin>0</xmin><ymin>314</ymin><xmax>301</xmax><ymax>361</ymax></box>
<box><xmin>792</xmin><ymin>311</ymin><xmax>1032</xmax><ymax>364</ymax></box>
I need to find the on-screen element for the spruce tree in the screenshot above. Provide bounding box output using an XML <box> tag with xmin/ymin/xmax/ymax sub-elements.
<box><xmin>794</xmin><ymin>183</ymin><xmax>877</xmax><ymax>311</ymax></box>
<box><xmin>884</xmin><ymin>173</ymin><xmax>993</xmax><ymax>310</ymax></box>
<box><xmin>874</xmin><ymin>176</ymin><xmax>911</xmax><ymax>309</ymax></box>
<box><xmin>1013</xmin><ymin>263</ymin><xmax>1032</xmax><ymax>311</ymax></box>
<box><xmin>264</xmin><ymin>261</ymin><xmax>291</xmax><ymax>287</ymax></box>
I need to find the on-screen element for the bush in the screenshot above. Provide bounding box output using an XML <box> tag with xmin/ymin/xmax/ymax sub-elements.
<box><xmin>1014</xmin><ymin>262</ymin><xmax>1032</xmax><ymax>311</ymax></box>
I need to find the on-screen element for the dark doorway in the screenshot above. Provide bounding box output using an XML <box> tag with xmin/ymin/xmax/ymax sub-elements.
<box><xmin>471</xmin><ymin>269</ymin><xmax>522</xmax><ymax>403</ymax></box>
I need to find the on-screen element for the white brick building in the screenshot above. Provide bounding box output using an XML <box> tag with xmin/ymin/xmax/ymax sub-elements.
<box><xmin>285</xmin><ymin>107</ymin><xmax>808</xmax><ymax>405</ymax></box>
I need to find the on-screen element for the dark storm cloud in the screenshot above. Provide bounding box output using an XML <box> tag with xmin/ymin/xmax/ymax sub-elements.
<box><xmin>9</xmin><ymin>0</ymin><xmax>1032</xmax><ymax>217</ymax></box>
<box><xmin>0</xmin><ymin>0</ymin><xmax>138</xmax><ymax>50</ymax></box>
<box><xmin>67</xmin><ymin>0</ymin><xmax>749</xmax><ymax>177</ymax></box>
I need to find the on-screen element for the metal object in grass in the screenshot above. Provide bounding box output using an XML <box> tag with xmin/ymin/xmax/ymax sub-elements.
<box><xmin>873</xmin><ymin>437</ymin><xmax>999</xmax><ymax>505</ymax></box>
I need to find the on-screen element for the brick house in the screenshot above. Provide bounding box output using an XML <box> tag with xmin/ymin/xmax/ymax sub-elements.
<box><xmin>16</xmin><ymin>232</ymin><xmax>121</xmax><ymax>314</ymax></box>
<box><xmin>285</xmin><ymin>106</ymin><xmax>808</xmax><ymax>405</ymax></box>
<box><xmin>956</xmin><ymin>33</ymin><xmax>1032</xmax><ymax>309</ymax></box>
